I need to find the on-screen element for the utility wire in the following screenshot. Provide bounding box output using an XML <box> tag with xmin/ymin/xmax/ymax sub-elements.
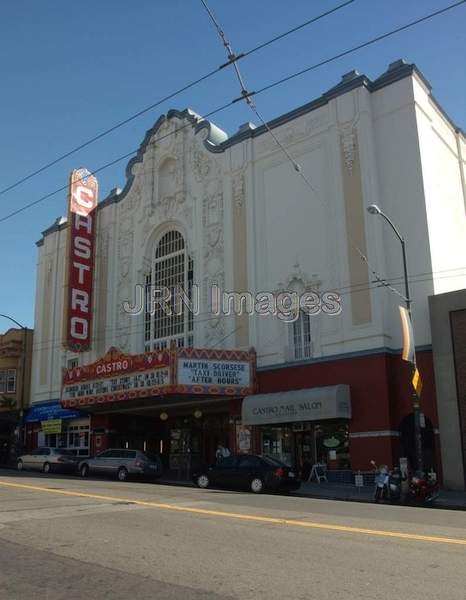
<box><xmin>0</xmin><ymin>101</ymin><xmax>233</xmax><ymax>223</ymax></box>
<box><xmin>28</xmin><ymin>268</ymin><xmax>466</xmax><ymax>354</ymax></box>
<box><xmin>2</xmin><ymin>0</ymin><xmax>465</xmax><ymax>224</ymax></box>
<box><xmin>0</xmin><ymin>0</ymin><xmax>357</xmax><ymax>197</ymax></box>
<box><xmin>249</xmin><ymin>0</ymin><xmax>466</xmax><ymax>101</ymax></box>
<box><xmin>27</xmin><ymin>267</ymin><xmax>466</xmax><ymax>353</ymax></box>
<box><xmin>199</xmin><ymin>0</ymin><xmax>395</xmax><ymax>301</ymax></box>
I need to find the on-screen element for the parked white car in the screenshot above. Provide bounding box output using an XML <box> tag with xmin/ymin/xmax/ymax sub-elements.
<box><xmin>17</xmin><ymin>447</ymin><xmax>79</xmax><ymax>474</ymax></box>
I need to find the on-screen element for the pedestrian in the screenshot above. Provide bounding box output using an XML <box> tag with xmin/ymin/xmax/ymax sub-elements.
<box><xmin>215</xmin><ymin>444</ymin><xmax>224</xmax><ymax>462</ymax></box>
<box><xmin>221</xmin><ymin>445</ymin><xmax>231</xmax><ymax>458</ymax></box>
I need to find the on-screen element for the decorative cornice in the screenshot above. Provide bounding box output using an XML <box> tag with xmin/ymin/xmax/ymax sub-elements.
<box><xmin>38</xmin><ymin>60</ymin><xmax>464</xmax><ymax>243</ymax></box>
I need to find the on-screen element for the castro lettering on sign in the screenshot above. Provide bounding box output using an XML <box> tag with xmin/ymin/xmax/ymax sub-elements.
<box><xmin>64</xmin><ymin>168</ymin><xmax>98</xmax><ymax>351</ymax></box>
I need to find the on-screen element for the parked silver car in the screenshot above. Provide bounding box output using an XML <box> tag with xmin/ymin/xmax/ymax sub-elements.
<box><xmin>78</xmin><ymin>449</ymin><xmax>163</xmax><ymax>481</ymax></box>
<box><xmin>17</xmin><ymin>447</ymin><xmax>79</xmax><ymax>473</ymax></box>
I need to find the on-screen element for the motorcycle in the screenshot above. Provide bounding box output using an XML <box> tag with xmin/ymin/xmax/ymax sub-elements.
<box><xmin>409</xmin><ymin>471</ymin><xmax>439</xmax><ymax>503</ymax></box>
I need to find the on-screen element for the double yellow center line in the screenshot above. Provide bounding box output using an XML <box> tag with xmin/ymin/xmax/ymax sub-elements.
<box><xmin>1</xmin><ymin>480</ymin><xmax>465</xmax><ymax>546</ymax></box>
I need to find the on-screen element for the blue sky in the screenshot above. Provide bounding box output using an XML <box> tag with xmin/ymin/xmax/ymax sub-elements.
<box><xmin>1</xmin><ymin>0</ymin><xmax>465</xmax><ymax>330</ymax></box>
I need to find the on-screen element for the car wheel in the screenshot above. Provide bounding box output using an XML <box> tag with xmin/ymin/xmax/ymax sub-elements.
<box><xmin>80</xmin><ymin>464</ymin><xmax>89</xmax><ymax>477</ymax></box>
<box><xmin>250</xmin><ymin>477</ymin><xmax>264</xmax><ymax>494</ymax></box>
<box><xmin>117</xmin><ymin>467</ymin><xmax>129</xmax><ymax>482</ymax></box>
<box><xmin>43</xmin><ymin>462</ymin><xmax>51</xmax><ymax>474</ymax></box>
<box><xmin>17</xmin><ymin>459</ymin><xmax>23</xmax><ymax>471</ymax></box>
<box><xmin>196</xmin><ymin>474</ymin><xmax>210</xmax><ymax>489</ymax></box>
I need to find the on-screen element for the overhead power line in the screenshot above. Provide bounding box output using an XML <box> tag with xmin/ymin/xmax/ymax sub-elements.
<box><xmin>28</xmin><ymin>267</ymin><xmax>466</xmax><ymax>354</ymax></box>
<box><xmin>0</xmin><ymin>102</ymin><xmax>233</xmax><ymax>223</ymax></box>
<box><xmin>242</xmin><ymin>0</ymin><xmax>466</xmax><ymax>101</ymax></box>
<box><xmin>0</xmin><ymin>0</ymin><xmax>357</xmax><ymax>197</ymax></box>
<box><xmin>1</xmin><ymin>0</ymin><xmax>465</xmax><ymax>224</ymax></box>
<box><xmin>198</xmin><ymin>0</ymin><xmax>429</xmax><ymax>306</ymax></box>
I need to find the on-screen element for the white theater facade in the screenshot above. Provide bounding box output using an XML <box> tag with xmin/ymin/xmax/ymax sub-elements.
<box><xmin>28</xmin><ymin>60</ymin><xmax>466</xmax><ymax>483</ymax></box>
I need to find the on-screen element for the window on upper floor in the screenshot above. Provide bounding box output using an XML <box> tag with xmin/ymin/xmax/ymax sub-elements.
<box><xmin>144</xmin><ymin>230</ymin><xmax>194</xmax><ymax>351</ymax></box>
<box><xmin>0</xmin><ymin>369</ymin><xmax>16</xmax><ymax>393</ymax></box>
<box><xmin>67</xmin><ymin>358</ymin><xmax>78</xmax><ymax>369</ymax></box>
<box><xmin>6</xmin><ymin>369</ymin><xmax>16</xmax><ymax>393</ymax></box>
<box><xmin>290</xmin><ymin>310</ymin><xmax>312</xmax><ymax>360</ymax></box>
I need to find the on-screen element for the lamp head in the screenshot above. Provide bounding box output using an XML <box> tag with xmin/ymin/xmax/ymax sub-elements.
<box><xmin>367</xmin><ymin>204</ymin><xmax>381</xmax><ymax>216</ymax></box>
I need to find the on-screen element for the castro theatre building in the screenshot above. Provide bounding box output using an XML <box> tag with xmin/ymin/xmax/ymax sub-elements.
<box><xmin>29</xmin><ymin>61</ymin><xmax>466</xmax><ymax>482</ymax></box>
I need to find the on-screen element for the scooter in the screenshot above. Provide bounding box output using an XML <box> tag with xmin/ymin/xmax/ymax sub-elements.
<box><xmin>370</xmin><ymin>461</ymin><xmax>405</xmax><ymax>503</ymax></box>
<box><xmin>371</xmin><ymin>461</ymin><xmax>389</xmax><ymax>503</ymax></box>
<box><xmin>409</xmin><ymin>471</ymin><xmax>439</xmax><ymax>503</ymax></box>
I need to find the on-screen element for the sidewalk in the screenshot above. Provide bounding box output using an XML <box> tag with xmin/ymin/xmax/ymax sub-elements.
<box><xmin>2</xmin><ymin>466</ymin><xmax>464</xmax><ymax>509</ymax></box>
<box><xmin>155</xmin><ymin>475</ymin><xmax>466</xmax><ymax>510</ymax></box>
<box><xmin>293</xmin><ymin>481</ymin><xmax>466</xmax><ymax>510</ymax></box>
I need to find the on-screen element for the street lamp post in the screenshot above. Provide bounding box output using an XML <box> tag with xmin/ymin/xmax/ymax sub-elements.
<box><xmin>366</xmin><ymin>205</ymin><xmax>424</xmax><ymax>474</ymax></box>
<box><xmin>0</xmin><ymin>314</ymin><xmax>28</xmax><ymax>458</ymax></box>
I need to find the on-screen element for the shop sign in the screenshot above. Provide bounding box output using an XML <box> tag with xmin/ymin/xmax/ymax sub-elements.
<box><xmin>25</xmin><ymin>401</ymin><xmax>83</xmax><ymax>423</ymax></box>
<box><xmin>236</xmin><ymin>424</ymin><xmax>251</xmax><ymax>453</ymax></box>
<box><xmin>322</xmin><ymin>436</ymin><xmax>342</xmax><ymax>448</ymax></box>
<box><xmin>354</xmin><ymin>473</ymin><xmax>364</xmax><ymax>487</ymax></box>
<box><xmin>41</xmin><ymin>419</ymin><xmax>62</xmax><ymax>434</ymax></box>
<box><xmin>62</xmin><ymin>347</ymin><xmax>170</xmax><ymax>408</ymax></box>
<box><xmin>177</xmin><ymin>358</ymin><xmax>250</xmax><ymax>388</ymax></box>
<box><xmin>242</xmin><ymin>385</ymin><xmax>351</xmax><ymax>426</ymax></box>
<box><xmin>63</xmin><ymin>168</ymin><xmax>98</xmax><ymax>352</ymax></box>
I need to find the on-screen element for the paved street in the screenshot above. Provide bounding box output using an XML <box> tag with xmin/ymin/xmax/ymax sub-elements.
<box><xmin>0</xmin><ymin>469</ymin><xmax>465</xmax><ymax>599</ymax></box>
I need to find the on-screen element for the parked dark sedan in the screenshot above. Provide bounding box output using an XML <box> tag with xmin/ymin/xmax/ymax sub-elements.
<box><xmin>193</xmin><ymin>454</ymin><xmax>300</xmax><ymax>494</ymax></box>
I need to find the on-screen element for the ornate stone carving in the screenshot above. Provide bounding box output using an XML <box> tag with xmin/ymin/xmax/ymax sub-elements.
<box><xmin>340</xmin><ymin>124</ymin><xmax>356</xmax><ymax>175</ymax></box>
<box><xmin>232</xmin><ymin>171</ymin><xmax>245</xmax><ymax>209</ymax></box>
<box><xmin>283</xmin><ymin>262</ymin><xmax>322</xmax><ymax>292</ymax></box>
<box><xmin>195</xmin><ymin>152</ymin><xmax>225</xmax><ymax>345</ymax></box>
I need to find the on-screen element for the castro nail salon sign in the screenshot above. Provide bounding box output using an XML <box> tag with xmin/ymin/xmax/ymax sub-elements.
<box><xmin>61</xmin><ymin>348</ymin><xmax>170</xmax><ymax>408</ymax></box>
<box><xmin>63</xmin><ymin>168</ymin><xmax>98</xmax><ymax>352</ymax></box>
<box><xmin>177</xmin><ymin>359</ymin><xmax>250</xmax><ymax>388</ymax></box>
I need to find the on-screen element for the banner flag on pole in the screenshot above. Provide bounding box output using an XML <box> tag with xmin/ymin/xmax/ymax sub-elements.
<box><xmin>412</xmin><ymin>367</ymin><xmax>423</xmax><ymax>397</ymax></box>
<box><xmin>399</xmin><ymin>305</ymin><xmax>415</xmax><ymax>364</ymax></box>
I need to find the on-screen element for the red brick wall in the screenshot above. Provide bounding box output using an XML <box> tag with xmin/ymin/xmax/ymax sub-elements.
<box><xmin>256</xmin><ymin>350</ymin><xmax>437</xmax><ymax>470</ymax></box>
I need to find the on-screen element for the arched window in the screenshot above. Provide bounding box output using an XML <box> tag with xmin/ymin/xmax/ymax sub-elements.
<box><xmin>144</xmin><ymin>230</ymin><xmax>194</xmax><ymax>351</ymax></box>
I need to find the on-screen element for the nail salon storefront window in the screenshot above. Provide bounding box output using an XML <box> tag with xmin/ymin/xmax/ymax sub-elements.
<box><xmin>260</xmin><ymin>421</ymin><xmax>350</xmax><ymax>474</ymax></box>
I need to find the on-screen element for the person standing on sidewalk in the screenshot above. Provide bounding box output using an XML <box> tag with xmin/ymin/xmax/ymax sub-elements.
<box><xmin>216</xmin><ymin>444</ymin><xmax>231</xmax><ymax>463</ymax></box>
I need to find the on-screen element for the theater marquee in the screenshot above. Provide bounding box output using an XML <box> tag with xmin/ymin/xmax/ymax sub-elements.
<box><xmin>63</xmin><ymin>168</ymin><xmax>98</xmax><ymax>352</ymax></box>
<box><xmin>61</xmin><ymin>347</ymin><xmax>256</xmax><ymax>408</ymax></box>
<box><xmin>62</xmin><ymin>348</ymin><xmax>171</xmax><ymax>407</ymax></box>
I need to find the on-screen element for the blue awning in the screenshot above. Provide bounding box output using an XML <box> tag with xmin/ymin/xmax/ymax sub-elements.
<box><xmin>25</xmin><ymin>400</ymin><xmax>84</xmax><ymax>423</ymax></box>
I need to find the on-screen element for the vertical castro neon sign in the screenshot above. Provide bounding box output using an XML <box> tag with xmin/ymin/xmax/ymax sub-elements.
<box><xmin>64</xmin><ymin>168</ymin><xmax>98</xmax><ymax>351</ymax></box>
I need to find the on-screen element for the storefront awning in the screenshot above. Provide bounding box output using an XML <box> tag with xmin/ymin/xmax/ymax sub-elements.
<box><xmin>242</xmin><ymin>385</ymin><xmax>351</xmax><ymax>426</ymax></box>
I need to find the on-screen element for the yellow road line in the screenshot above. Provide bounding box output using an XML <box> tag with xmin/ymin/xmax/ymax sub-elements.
<box><xmin>1</xmin><ymin>479</ymin><xmax>465</xmax><ymax>546</ymax></box>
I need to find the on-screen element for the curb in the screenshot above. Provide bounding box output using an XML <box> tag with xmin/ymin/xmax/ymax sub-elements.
<box><xmin>291</xmin><ymin>491</ymin><xmax>466</xmax><ymax>511</ymax></box>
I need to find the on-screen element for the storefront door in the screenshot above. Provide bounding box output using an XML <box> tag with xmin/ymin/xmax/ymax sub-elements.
<box><xmin>293</xmin><ymin>430</ymin><xmax>315</xmax><ymax>479</ymax></box>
